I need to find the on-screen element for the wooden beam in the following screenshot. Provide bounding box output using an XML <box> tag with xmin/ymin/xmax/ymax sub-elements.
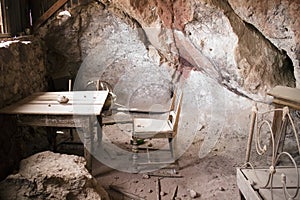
<box><xmin>33</xmin><ymin>0</ymin><xmax>69</xmax><ymax>30</ymax></box>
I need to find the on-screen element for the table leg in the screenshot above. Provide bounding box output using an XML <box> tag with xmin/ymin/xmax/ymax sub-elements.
<box><xmin>97</xmin><ymin>115</ymin><xmax>103</xmax><ymax>146</ymax></box>
<box><xmin>271</xmin><ymin>105</ymin><xmax>282</xmax><ymax>151</ymax></box>
<box><xmin>46</xmin><ymin>127</ymin><xmax>57</xmax><ymax>152</ymax></box>
<box><xmin>84</xmin><ymin>116</ymin><xmax>94</xmax><ymax>173</ymax></box>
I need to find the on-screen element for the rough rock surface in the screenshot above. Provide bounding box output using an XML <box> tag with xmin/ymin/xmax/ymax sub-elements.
<box><xmin>0</xmin><ymin>37</ymin><xmax>47</xmax><ymax>108</ymax></box>
<box><xmin>0</xmin><ymin>151</ymin><xmax>109</xmax><ymax>200</ymax></box>
<box><xmin>0</xmin><ymin>37</ymin><xmax>48</xmax><ymax>180</ymax></box>
<box><xmin>228</xmin><ymin>0</ymin><xmax>300</xmax><ymax>86</ymax></box>
<box><xmin>39</xmin><ymin>0</ymin><xmax>297</xmax><ymax>102</ymax></box>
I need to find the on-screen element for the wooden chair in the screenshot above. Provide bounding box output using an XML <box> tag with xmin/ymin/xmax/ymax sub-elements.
<box><xmin>131</xmin><ymin>90</ymin><xmax>183</xmax><ymax>171</ymax></box>
<box><xmin>85</xmin><ymin>80</ymin><xmax>116</xmax><ymax>115</ymax></box>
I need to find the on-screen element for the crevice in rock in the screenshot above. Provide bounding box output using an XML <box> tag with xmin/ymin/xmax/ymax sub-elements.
<box><xmin>212</xmin><ymin>0</ymin><xmax>295</xmax><ymax>95</ymax></box>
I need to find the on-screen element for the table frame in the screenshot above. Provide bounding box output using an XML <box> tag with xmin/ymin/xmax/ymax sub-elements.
<box><xmin>0</xmin><ymin>91</ymin><xmax>108</xmax><ymax>173</ymax></box>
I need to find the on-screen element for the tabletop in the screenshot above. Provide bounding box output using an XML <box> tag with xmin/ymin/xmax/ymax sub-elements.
<box><xmin>0</xmin><ymin>91</ymin><xmax>109</xmax><ymax>115</ymax></box>
<box><xmin>267</xmin><ymin>85</ymin><xmax>300</xmax><ymax>103</ymax></box>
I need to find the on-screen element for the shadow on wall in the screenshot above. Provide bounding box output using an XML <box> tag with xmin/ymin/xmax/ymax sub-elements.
<box><xmin>0</xmin><ymin>115</ymin><xmax>20</xmax><ymax>180</ymax></box>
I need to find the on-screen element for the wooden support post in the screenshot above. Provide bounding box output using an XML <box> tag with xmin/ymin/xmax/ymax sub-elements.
<box><xmin>245</xmin><ymin>104</ymin><xmax>257</xmax><ymax>163</ymax></box>
<box><xmin>68</xmin><ymin>79</ymin><xmax>72</xmax><ymax>92</ymax></box>
<box><xmin>33</xmin><ymin>0</ymin><xmax>69</xmax><ymax>30</ymax></box>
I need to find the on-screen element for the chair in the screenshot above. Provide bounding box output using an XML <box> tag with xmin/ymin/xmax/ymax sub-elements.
<box><xmin>131</xmin><ymin>90</ymin><xmax>183</xmax><ymax>171</ymax></box>
<box><xmin>85</xmin><ymin>80</ymin><xmax>116</xmax><ymax>116</ymax></box>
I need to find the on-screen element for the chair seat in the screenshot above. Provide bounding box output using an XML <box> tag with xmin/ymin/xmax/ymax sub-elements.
<box><xmin>133</xmin><ymin>118</ymin><xmax>173</xmax><ymax>139</ymax></box>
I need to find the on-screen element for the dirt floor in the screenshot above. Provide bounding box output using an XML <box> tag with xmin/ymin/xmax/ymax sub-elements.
<box><xmin>53</xmin><ymin>98</ymin><xmax>300</xmax><ymax>200</ymax></box>
<box><xmin>90</xmin><ymin>119</ymin><xmax>248</xmax><ymax>200</ymax></box>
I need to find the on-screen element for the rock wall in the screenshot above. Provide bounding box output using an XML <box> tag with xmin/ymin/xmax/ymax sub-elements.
<box><xmin>29</xmin><ymin>0</ymin><xmax>299</xmax><ymax>172</ymax></box>
<box><xmin>39</xmin><ymin>0</ymin><xmax>298</xmax><ymax>101</ymax></box>
<box><xmin>0</xmin><ymin>37</ymin><xmax>47</xmax><ymax>180</ymax></box>
<box><xmin>98</xmin><ymin>0</ymin><xmax>297</xmax><ymax>99</ymax></box>
<box><xmin>228</xmin><ymin>0</ymin><xmax>300</xmax><ymax>86</ymax></box>
<box><xmin>39</xmin><ymin>3</ymin><xmax>175</xmax><ymax>108</ymax></box>
<box><xmin>0</xmin><ymin>38</ymin><xmax>47</xmax><ymax>108</ymax></box>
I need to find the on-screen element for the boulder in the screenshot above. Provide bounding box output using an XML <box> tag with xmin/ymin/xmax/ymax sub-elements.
<box><xmin>0</xmin><ymin>151</ymin><xmax>109</xmax><ymax>200</ymax></box>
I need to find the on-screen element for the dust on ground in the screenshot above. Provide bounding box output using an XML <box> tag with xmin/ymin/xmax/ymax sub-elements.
<box><xmin>91</xmin><ymin>118</ymin><xmax>250</xmax><ymax>200</ymax></box>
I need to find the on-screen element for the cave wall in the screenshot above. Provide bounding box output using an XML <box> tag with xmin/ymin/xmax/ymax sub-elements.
<box><xmin>97</xmin><ymin>0</ymin><xmax>297</xmax><ymax>99</ymax></box>
<box><xmin>228</xmin><ymin>0</ymin><xmax>300</xmax><ymax>86</ymax></box>
<box><xmin>0</xmin><ymin>0</ymin><xmax>298</xmax><ymax>180</ymax></box>
<box><xmin>39</xmin><ymin>0</ymin><xmax>298</xmax><ymax>101</ymax></box>
<box><xmin>0</xmin><ymin>38</ymin><xmax>47</xmax><ymax>180</ymax></box>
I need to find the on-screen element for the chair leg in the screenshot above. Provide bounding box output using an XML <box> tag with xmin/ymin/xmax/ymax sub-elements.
<box><xmin>169</xmin><ymin>137</ymin><xmax>180</xmax><ymax>171</ymax></box>
<box><xmin>132</xmin><ymin>136</ymin><xmax>139</xmax><ymax>173</ymax></box>
<box><xmin>169</xmin><ymin>138</ymin><xmax>174</xmax><ymax>159</ymax></box>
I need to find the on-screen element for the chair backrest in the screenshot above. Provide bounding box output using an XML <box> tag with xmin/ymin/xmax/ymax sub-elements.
<box><xmin>85</xmin><ymin>80</ymin><xmax>116</xmax><ymax>112</ymax></box>
<box><xmin>85</xmin><ymin>80</ymin><xmax>113</xmax><ymax>92</ymax></box>
<box><xmin>168</xmin><ymin>91</ymin><xmax>183</xmax><ymax>133</ymax></box>
<box><xmin>169</xmin><ymin>89</ymin><xmax>177</xmax><ymax>112</ymax></box>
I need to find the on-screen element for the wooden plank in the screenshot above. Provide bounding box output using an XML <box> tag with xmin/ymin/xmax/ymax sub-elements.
<box><xmin>17</xmin><ymin>115</ymin><xmax>91</xmax><ymax>127</ymax></box>
<box><xmin>0</xmin><ymin>104</ymin><xmax>104</xmax><ymax>115</ymax></box>
<box><xmin>268</xmin><ymin>86</ymin><xmax>300</xmax><ymax>105</ymax></box>
<box><xmin>272</xmin><ymin>99</ymin><xmax>300</xmax><ymax>111</ymax></box>
<box><xmin>23</xmin><ymin>91</ymin><xmax>108</xmax><ymax>101</ymax></box>
<box><xmin>33</xmin><ymin>0</ymin><xmax>69</xmax><ymax>30</ymax></box>
<box><xmin>102</xmin><ymin>114</ymin><xmax>133</xmax><ymax>125</ymax></box>
<box><xmin>0</xmin><ymin>91</ymin><xmax>108</xmax><ymax>115</ymax></box>
<box><xmin>1</xmin><ymin>0</ymin><xmax>10</xmax><ymax>33</ymax></box>
<box><xmin>236</xmin><ymin>168</ymin><xmax>263</xmax><ymax>200</ymax></box>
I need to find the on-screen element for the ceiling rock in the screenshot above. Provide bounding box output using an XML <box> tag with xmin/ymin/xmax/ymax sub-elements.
<box><xmin>99</xmin><ymin>0</ymin><xmax>296</xmax><ymax>100</ymax></box>
<box><xmin>228</xmin><ymin>0</ymin><xmax>300</xmax><ymax>87</ymax></box>
<box><xmin>40</xmin><ymin>0</ymin><xmax>297</xmax><ymax>101</ymax></box>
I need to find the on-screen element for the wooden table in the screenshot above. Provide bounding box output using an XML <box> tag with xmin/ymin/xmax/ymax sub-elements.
<box><xmin>267</xmin><ymin>86</ymin><xmax>300</xmax><ymax>155</ymax></box>
<box><xmin>0</xmin><ymin>91</ymin><xmax>108</xmax><ymax>173</ymax></box>
<box><xmin>267</xmin><ymin>85</ymin><xmax>300</xmax><ymax>110</ymax></box>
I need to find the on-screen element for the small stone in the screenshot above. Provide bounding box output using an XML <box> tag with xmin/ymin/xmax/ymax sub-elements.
<box><xmin>189</xmin><ymin>189</ymin><xmax>199</xmax><ymax>198</ymax></box>
<box><xmin>169</xmin><ymin>169</ymin><xmax>178</xmax><ymax>174</ymax></box>
<box><xmin>219</xmin><ymin>187</ymin><xmax>225</xmax><ymax>191</ymax></box>
<box><xmin>142</xmin><ymin>174</ymin><xmax>150</xmax><ymax>179</ymax></box>
<box><xmin>175</xmin><ymin>197</ymin><xmax>181</xmax><ymax>200</ymax></box>
<box><xmin>148</xmin><ymin>143</ymin><xmax>153</xmax><ymax>147</ymax></box>
<box><xmin>160</xmin><ymin>191</ymin><xmax>166</xmax><ymax>196</ymax></box>
<box><xmin>133</xmin><ymin>180</ymin><xmax>139</xmax><ymax>183</ymax></box>
<box><xmin>148</xmin><ymin>189</ymin><xmax>153</xmax><ymax>193</ymax></box>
